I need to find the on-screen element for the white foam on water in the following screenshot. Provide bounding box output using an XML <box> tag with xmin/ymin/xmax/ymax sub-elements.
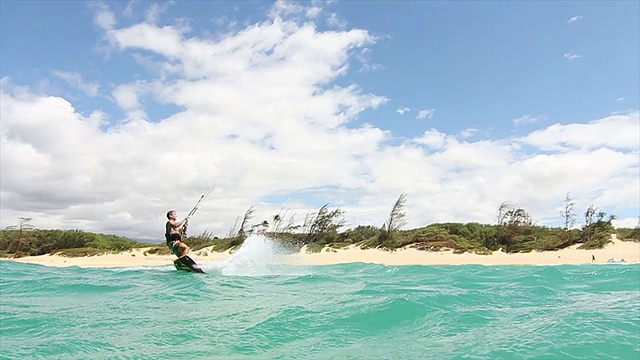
<box><xmin>105</xmin><ymin>265</ymin><xmax>176</xmax><ymax>273</ymax></box>
<box><xmin>202</xmin><ymin>234</ymin><xmax>308</xmax><ymax>276</ymax></box>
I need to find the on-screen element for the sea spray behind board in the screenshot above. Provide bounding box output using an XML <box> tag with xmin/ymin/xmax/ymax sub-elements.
<box><xmin>203</xmin><ymin>234</ymin><xmax>306</xmax><ymax>276</ymax></box>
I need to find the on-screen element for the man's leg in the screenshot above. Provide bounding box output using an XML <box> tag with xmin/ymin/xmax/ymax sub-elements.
<box><xmin>179</xmin><ymin>242</ymin><xmax>190</xmax><ymax>257</ymax></box>
<box><xmin>170</xmin><ymin>242</ymin><xmax>182</xmax><ymax>257</ymax></box>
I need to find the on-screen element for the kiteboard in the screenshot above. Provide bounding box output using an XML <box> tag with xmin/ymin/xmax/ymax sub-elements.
<box><xmin>174</xmin><ymin>255</ymin><xmax>205</xmax><ymax>273</ymax></box>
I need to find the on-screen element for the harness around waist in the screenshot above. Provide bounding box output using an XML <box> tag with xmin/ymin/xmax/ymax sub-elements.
<box><xmin>165</xmin><ymin>233</ymin><xmax>181</xmax><ymax>244</ymax></box>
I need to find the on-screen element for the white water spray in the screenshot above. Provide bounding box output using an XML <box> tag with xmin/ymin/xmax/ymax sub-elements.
<box><xmin>202</xmin><ymin>234</ymin><xmax>306</xmax><ymax>276</ymax></box>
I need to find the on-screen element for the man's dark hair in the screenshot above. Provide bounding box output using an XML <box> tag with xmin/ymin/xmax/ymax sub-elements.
<box><xmin>166</xmin><ymin>210</ymin><xmax>174</xmax><ymax>219</ymax></box>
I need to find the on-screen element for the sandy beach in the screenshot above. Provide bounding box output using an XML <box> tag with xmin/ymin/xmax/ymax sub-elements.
<box><xmin>3</xmin><ymin>235</ymin><xmax>638</xmax><ymax>268</ymax></box>
<box><xmin>3</xmin><ymin>248</ymin><xmax>233</xmax><ymax>268</ymax></box>
<box><xmin>288</xmin><ymin>235</ymin><xmax>640</xmax><ymax>266</ymax></box>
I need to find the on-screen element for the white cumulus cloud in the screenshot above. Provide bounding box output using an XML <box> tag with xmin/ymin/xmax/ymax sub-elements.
<box><xmin>1</xmin><ymin>3</ymin><xmax>637</xmax><ymax>241</ymax></box>
<box><xmin>513</xmin><ymin>114</ymin><xmax>547</xmax><ymax>125</ymax></box>
<box><xmin>417</xmin><ymin>108</ymin><xmax>435</xmax><ymax>120</ymax></box>
<box><xmin>52</xmin><ymin>71</ymin><xmax>100</xmax><ymax>97</ymax></box>
<box><xmin>567</xmin><ymin>15</ymin><xmax>583</xmax><ymax>23</ymax></box>
<box><xmin>396</xmin><ymin>107</ymin><xmax>410</xmax><ymax>115</ymax></box>
<box><xmin>564</xmin><ymin>52</ymin><xmax>582</xmax><ymax>61</ymax></box>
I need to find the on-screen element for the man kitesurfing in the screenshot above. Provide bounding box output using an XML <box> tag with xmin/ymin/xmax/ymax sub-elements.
<box><xmin>165</xmin><ymin>186</ymin><xmax>214</xmax><ymax>273</ymax></box>
<box><xmin>165</xmin><ymin>210</ymin><xmax>191</xmax><ymax>257</ymax></box>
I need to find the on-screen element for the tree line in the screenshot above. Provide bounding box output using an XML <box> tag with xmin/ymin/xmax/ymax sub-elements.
<box><xmin>1</xmin><ymin>193</ymin><xmax>638</xmax><ymax>257</ymax></box>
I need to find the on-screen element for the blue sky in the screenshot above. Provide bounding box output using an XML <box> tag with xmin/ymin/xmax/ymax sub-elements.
<box><xmin>1</xmin><ymin>1</ymin><xmax>638</xmax><ymax>240</ymax></box>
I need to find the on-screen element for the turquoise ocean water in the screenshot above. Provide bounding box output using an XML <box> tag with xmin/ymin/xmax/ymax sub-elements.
<box><xmin>1</xmin><ymin>235</ymin><xmax>639</xmax><ymax>360</ymax></box>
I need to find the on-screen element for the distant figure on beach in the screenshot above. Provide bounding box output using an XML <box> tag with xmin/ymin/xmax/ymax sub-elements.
<box><xmin>165</xmin><ymin>210</ymin><xmax>191</xmax><ymax>257</ymax></box>
<box><xmin>592</xmin><ymin>254</ymin><xmax>596</xmax><ymax>263</ymax></box>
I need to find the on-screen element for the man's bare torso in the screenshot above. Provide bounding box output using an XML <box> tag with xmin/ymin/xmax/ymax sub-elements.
<box><xmin>166</xmin><ymin>220</ymin><xmax>180</xmax><ymax>235</ymax></box>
